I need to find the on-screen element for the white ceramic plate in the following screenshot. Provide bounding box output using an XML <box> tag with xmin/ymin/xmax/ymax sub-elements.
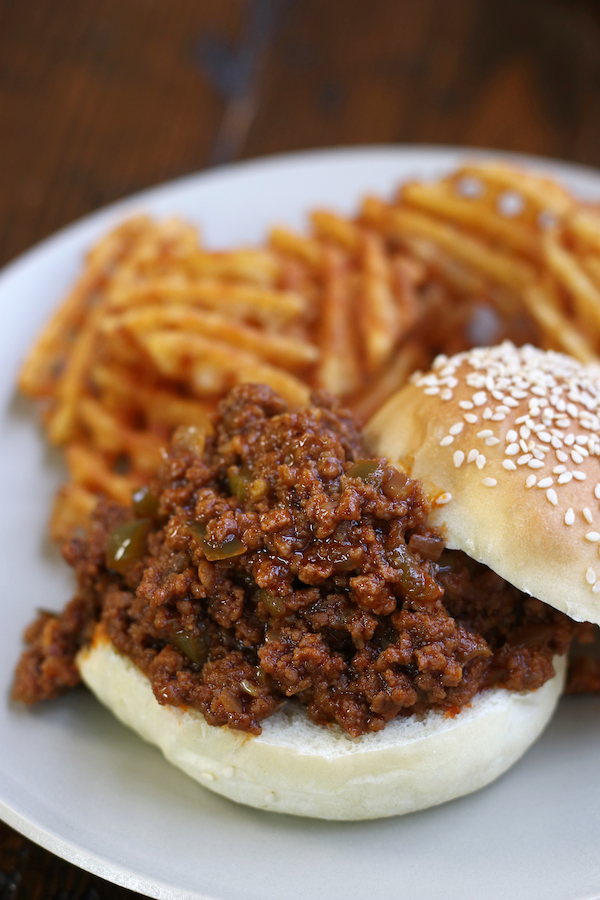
<box><xmin>2</xmin><ymin>147</ymin><xmax>600</xmax><ymax>900</ymax></box>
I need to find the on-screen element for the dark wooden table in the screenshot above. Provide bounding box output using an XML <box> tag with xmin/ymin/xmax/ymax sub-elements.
<box><xmin>2</xmin><ymin>0</ymin><xmax>600</xmax><ymax>896</ymax></box>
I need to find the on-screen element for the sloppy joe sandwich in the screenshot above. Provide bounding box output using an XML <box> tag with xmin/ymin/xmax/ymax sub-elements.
<box><xmin>13</xmin><ymin>381</ymin><xmax>582</xmax><ymax>819</ymax></box>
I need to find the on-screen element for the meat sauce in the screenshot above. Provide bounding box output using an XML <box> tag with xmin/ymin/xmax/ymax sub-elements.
<box><xmin>13</xmin><ymin>384</ymin><xmax>578</xmax><ymax>736</ymax></box>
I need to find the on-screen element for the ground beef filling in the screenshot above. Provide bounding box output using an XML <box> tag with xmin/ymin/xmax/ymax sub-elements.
<box><xmin>13</xmin><ymin>384</ymin><xmax>578</xmax><ymax>736</ymax></box>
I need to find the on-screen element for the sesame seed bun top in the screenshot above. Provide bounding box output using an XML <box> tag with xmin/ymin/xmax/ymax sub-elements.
<box><xmin>364</xmin><ymin>342</ymin><xmax>600</xmax><ymax>626</ymax></box>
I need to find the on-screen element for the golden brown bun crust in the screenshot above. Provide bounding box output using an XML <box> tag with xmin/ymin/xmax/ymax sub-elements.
<box><xmin>365</xmin><ymin>342</ymin><xmax>600</xmax><ymax>625</ymax></box>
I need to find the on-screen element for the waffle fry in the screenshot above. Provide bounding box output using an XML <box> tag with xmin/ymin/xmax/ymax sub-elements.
<box><xmin>364</xmin><ymin>161</ymin><xmax>600</xmax><ymax>362</ymax></box>
<box><xmin>48</xmin><ymin>484</ymin><xmax>98</xmax><ymax>544</ymax></box>
<box><xmin>401</xmin><ymin>180</ymin><xmax>541</xmax><ymax>259</ymax></box>
<box><xmin>65</xmin><ymin>444</ymin><xmax>136</xmax><ymax>507</ymax></box>
<box><xmin>358</xmin><ymin>231</ymin><xmax>403</xmax><ymax>373</ymax></box>
<box><xmin>369</xmin><ymin>204</ymin><xmax>536</xmax><ymax>292</ymax></box>
<box><xmin>314</xmin><ymin>245</ymin><xmax>360</xmax><ymax>395</ymax></box>
<box><xmin>542</xmin><ymin>230</ymin><xmax>600</xmax><ymax>331</ymax></box>
<box><xmin>19</xmin><ymin>217</ymin><xmax>151</xmax><ymax>398</ymax></box>
<box><xmin>100</xmin><ymin>305</ymin><xmax>319</xmax><ymax>369</ymax></box>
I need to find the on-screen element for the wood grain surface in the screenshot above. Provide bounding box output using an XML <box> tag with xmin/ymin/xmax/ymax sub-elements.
<box><xmin>2</xmin><ymin>0</ymin><xmax>600</xmax><ymax>896</ymax></box>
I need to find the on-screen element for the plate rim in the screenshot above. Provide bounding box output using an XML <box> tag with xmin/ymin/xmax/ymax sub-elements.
<box><xmin>3</xmin><ymin>142</ymin><xmax>600</xmax><ymax>289</ymax></box>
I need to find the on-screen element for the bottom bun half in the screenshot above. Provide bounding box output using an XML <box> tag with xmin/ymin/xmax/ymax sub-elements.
<box><xmin>77</xmin><ymin>629</ymin><xmax>566</xmax><ymax>820</ymax></box>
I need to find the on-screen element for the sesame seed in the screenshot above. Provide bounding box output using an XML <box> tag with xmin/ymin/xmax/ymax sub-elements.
<box><xmin>547</xmin><ymin>489</ymin><xmax>558</xmax><ymax>506</ymax></box>
<box><xmin>476</xmin><ymin>454</ymin><xmax>486</xmax><ymax>469</ymax></box>
<box><xmin>518</xmin><ymin>454</ymin><xmax>533</xmax><ymax>465</ymax></box>
<box><xmin>453</xmin><ymin>450</ymin><xmax>465</xmax><ymax>468</ymax></box>
<box><xmin>424</xmin><ymin>387</ymin><xmax>440</xmax><ymax>395</ymax></box>
<box><xmin>519</xmin><ymin>439</ymin><xmax>529</xmax><ymax>453</ymax></box>
<box><xmin>558</xmin><ymin>473</ymin><xmax>573</xmax><ymax>484</ymax></box>
<box><xmin>565</xmin><ymin>508</ymin><xmax>575</xmax><ymax>525</ymax></box>
<box><xmin>571</xmin><ymin>450</ymin><xmax>584</xmax><ymax>464</ymax></box>
<box><xmin>440</xmin><ymin>435</ymin><xmax>454</xmax><ymax>446</ymax></box>
<box><xmin>526</xmin><ymin>474</ymin><xmax>537</xmax><ymax>488</ymax></box>
<box><xmin>477</xmin><ymin>429</ymin><xmax>493</xmax><ymax>438</ymax></box>
<box><xmin>593</xmin><ymin>582</ymin><xmax>600</xmax><ymax>594</ymax></box>
<box><xmin>440</xmin><ymin>389</ymin><xmax>453</xmax><ymax>401</ymax></box>
<box><xmin>515</xmin><ymin>415</ymin><xmax>529</xmax><ymax>425</ymax></box>
<box><xmin>538</xmin><ymin>432</ymin><xmax>551</xmax><ymax>443</ymax></box>
<box><xmin>491</xmin><ymin>413</ymin><xmax>506</xmax><ymax>421</ymax></box>
<box><xmin>584</xmin><ymin>508</ymin><xmax>594</xmax><ymax>524</ymax></box>
<box><xmin>567</xmin><ymin>403</ymin><xmax>579</xmax><ymax>417</ymax></box>
<box><xmin>496</xmin><ymin>406</ymin><xmax>510</xmax><ymax>414</ymax></box>
<box><xmin>446</xmin><ymin>377</ymin><xmax>459</xmax><ymax>388</ymax></box>
<box><xmin>574</xmin><ymin>472</ymin><xmax>587</xmax><ymax>481</ymax></box>
<box><xmin>528</xmin><ymin>459</ymin><xmax>544</xmax><ymax>469</ymax></box>
<box><xmin>468</xmin><ymin>374</ymin><xmax>486</xmax><ymax>389</ymax></box>
<box><xmin>586</xmin><ymin>568</ymin><xmax>596</xmax><ymax>585</ymax></box>
<box><xmin>565</xmin><ymin>434</ymin><xmax>575</xmax><ymax>446</ymax></box>
<box><xmin>595</xmin><ymin>484</ymin><xmax>600</xmax><ymax>500</ymax></box>
<box><xmin>464</xmin><ymin>413</ymin><xmax>478</xmax><ymax>424</ymax></box>
<box><xmin>556</xmin><ymin>450</ymin><xmax>568</xmax><ymax>462</ymax></box>
<box><xmin>503</xmin><ymin>459</ymin><xmax>517</xmax><ymax>471</ymax></box>
<box><xmin>537</xmin><ymin>477</ymin><xmax>553</xmax><ymax>488</ymax></box>
<box><xmin>532</xmin><ymin>448</ymin><xmax>545</xmax><ymax>460</ymax></box>
<box><xmin>459</xmin><ymin>400</ymin><xmax>474</xmax><ymax>410</ymax></box>
<box><xmin>467</xmin><ymin>449</ymin><xmax>479</xmax><ymax>463</ymax></box>
<box><xmin>520</xmin><ymin>426</ymin><xmax>531</xmax><ymax>439</ymax></box>
<box><xmin>586</xmin><ymin>532</ymin><xmax>600</xmax><ymax>542</ymax></box>
<box><xmin>504</xmin><ymin>396</ymin><xmax>519</xmax><ymax>408</ymax></box>
<box><xmin>485</xmin><ymin>436</ymin><xmax>500</xmax><ymax>446</ymax></box>
<box><xmin>506</xmin><ymin>430</ymin><xmax>518</xmax><ymax>443</ymax></box>
<box><xmin>435</xmin><ymin>492</ymin><xmax>452</xmax><ymax>505</ymax></box>
<box><xmin>473</xmin><ymin>391</ymin><xmax>487</xmax><ymax>406</ymax></box>
<box><xmin>512</xmin><ymin>390</ymin><xmax>528</xmax><ymax>399</ymax></box>
<box><xmin>482</xmin><ymin>477</ymin><xmax>497</xmax><ymax>487</ymax></box>
<box><xmin>449</xmin><ymin>423</ymin><xmax>464</xmax><ymax>435</ymax></box>
<box><xmin>553</xmin><ymin>465</ymin><xmax>566</xmax><ymax>474</ymax></box>
<box><xmin>505</xmin><ymin>443</ymin><xmax>520</xmax><ymax>456</ymax></box>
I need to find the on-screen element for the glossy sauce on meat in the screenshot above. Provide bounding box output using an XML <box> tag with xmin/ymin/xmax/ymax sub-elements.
<box><xmin>13</xmin><ymin>385</ymin><xmax>577</xmax><ymax>736</ymax></box>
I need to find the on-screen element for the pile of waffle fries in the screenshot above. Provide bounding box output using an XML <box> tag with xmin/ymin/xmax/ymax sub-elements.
<box><xmin>19</xmin><ymin>161</ymin><xmax>600</xmax><ymax>540</ymax></box>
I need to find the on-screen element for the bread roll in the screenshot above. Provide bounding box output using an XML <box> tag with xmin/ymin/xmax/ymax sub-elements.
<box><xmin>78</xmin><ymin>627</ymin><xmax>565</xmax><ymax>820</ymax></box>
<box><xmin>365</xmin><ymin>342</ymin><xmax>600</xmax><ymax>626</ymax></box>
